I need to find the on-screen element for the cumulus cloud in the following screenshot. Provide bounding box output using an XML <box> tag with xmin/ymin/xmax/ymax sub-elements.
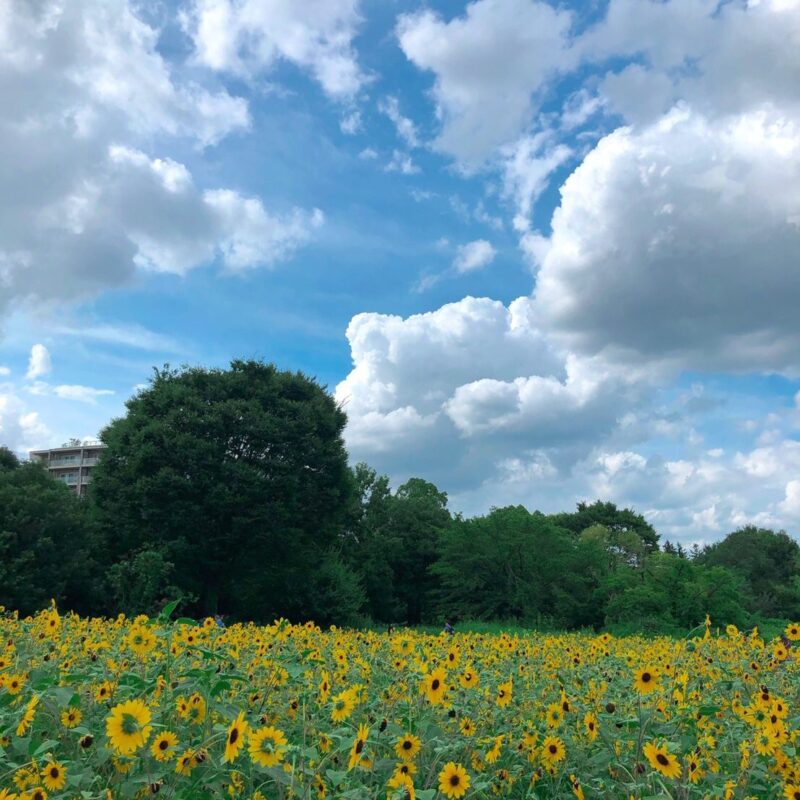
<box><xmin>0</xmin><ymin>0</ymin><xmax>320</xmax><ymax>320</ymax></box>
<box><xmin>397</xmin><ymin>0</ymin><xmax>575</xmax><ymax>163</ymax></box>
<box><xmin>530</xmin><ymin>106</ymin><xmax>800</xmax><ymax>372</ymax></box>
<box><xmin>26</xmin><ymin>345</ymin><xmax>51</xmax><ymax>381</ymax></box>
<box><xmin>181</xmin><ymin>0</ymin><xmax>366</xmax><ymax>100</ymax></box>
<box><xmin>452</xmin><ymin>240</ymin><xmax>496</xmax><ymax>274</ymax></box>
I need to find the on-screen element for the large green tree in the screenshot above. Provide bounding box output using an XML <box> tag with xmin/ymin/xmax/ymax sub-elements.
<box><xmin>90</xmin><ymin>360</ymin><xmax>357</xmax><ymax>621</ymax></box>
<box><xmin>0</xmin><ymin>451</ymin><xmax>99</xmax><ymax>615</ymax></box>
<box><xmin>698</xmin><ymin>526</ymin><xmax>800</xmax><ymax>618</ymax></box>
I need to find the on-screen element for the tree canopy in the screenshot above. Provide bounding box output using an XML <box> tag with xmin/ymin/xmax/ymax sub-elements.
<box><xmin>90</xmin><ymin>360</ymin><xmax>356</xmax><ymax>622</ymax></box>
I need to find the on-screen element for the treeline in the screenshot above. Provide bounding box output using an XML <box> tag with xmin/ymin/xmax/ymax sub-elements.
<box><xmin>1</xmin><ymin>360</ymin><xmax>798</xmax><ymax>633</ymax></box>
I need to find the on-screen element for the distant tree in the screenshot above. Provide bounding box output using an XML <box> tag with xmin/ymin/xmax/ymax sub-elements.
<box><xmin>433</xmin><ymin>506</ymin><xmax>608</xmax><ymax>628</ymax></box>
<box><xmin>0</xmin><ymin>459</ymin><xmax>99</xmax><ymax>615</ymax></box>
<box><xmin>698</xmin><ymin>526</ymin><xmax>800</xmax><ymax>618</ymax></box>
<box><xmin>551</xmin><ymin>500</ymin><xmax>660</xmax><ymax>554</ymax></box>
<box><xmin>90</xmin><ymin>360</ymin><xmax>357</xmax><ymax>621</ymax></box>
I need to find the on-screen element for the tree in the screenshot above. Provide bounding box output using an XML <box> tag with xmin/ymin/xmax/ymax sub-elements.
<box><xmin>698</xmin><ymin>526</ymin><xmax>800</xmax><ymax>618</ymax></box>
<box><xmin>90</xmin><ymin>360</ymin><xmax>357</xmax><ymax>621</ymax></box>
<box><xmin>552</xmin><ymin>500</ymin><xmax>660</xmax><ymax>555</ymax></box>
<box><xmin>0</xmin><ymin>459</ymin><xmax>99</xmax><ymax>615</ymax></box>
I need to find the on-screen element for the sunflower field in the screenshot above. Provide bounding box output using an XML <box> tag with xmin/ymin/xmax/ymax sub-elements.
<box><xmin>1</xmin><ymin>607</ymin><xmax>799</xmax><ymax>800</ymax></box>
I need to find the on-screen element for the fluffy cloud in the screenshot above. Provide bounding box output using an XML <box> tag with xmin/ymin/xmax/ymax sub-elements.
<box><xmin>377</xmin><ymin>96</ymin><xmax>420</xmax><ymax>148</ymax></box>
<box><xmin>181</xmin><ymin>0</ymin><xmax>366</xmax><ymax>99</ymax></box>
<box><xmin>0</xmin><ymin>0</ymin><xmax>320</xmax><ymax>320</ymax></box>
<box><xmin>336</xmin><ymin>296</ymin><xmax>659</xmax><ymax>492</ymax></box>
<box><xmin>397</xmin><ymin>0</ymin><xmax>575</xmax><ymax>163</ymax></box>
<box><xmin>26</xmin><ymin>345</ymin><xmax>51</xmax><ymax>381</ymax></box>
<box><xmin>531</xmin><ymin>106</ymin><xmax>800</xmax><ymax>372</ymax></box>
<box><xmin>452</xmin><ymin>240</ymin><xmax>496</xmax><ymax>274</ymax></box>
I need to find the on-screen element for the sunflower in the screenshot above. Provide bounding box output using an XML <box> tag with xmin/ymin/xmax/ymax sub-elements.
<box><xmin>786</xmin><ymin>623</ymin><xmax>800</xmax><ymax>641</ymax></box>
<box><xmin>459</xmin><ymin>665</ymin><xmax>479</xmax><ymax>689</ymax></box>
<box><xmin>175</xmin><ymin>749</ymin><xmax>197</xmax><ymax>776</ymax></box>
<box><xmin>438</xmin><ymin>762</ymin><xmax>470</xmax><ymax>799</ymax></box>
<box><xmin>545</xmin><ymin>703</ymin><xmax>563</xmax><ymax>728</ymax></box>
<box><xmin>423</xmin><ymin>668</ymin><xmax>448</xmax><ymax>705</ymax></box>
<box><xmin>584</xmin><ymin>711</ymin><xmax>599</xmax><ymax>741</ymax></box>
<box><xmin>41</xmin><ymin>762</ymin><xmax>66</xmax><ymax>792</ymax></box>
<box><xmin>126</xmin><ymin>626</ymin><xmax>157</xmax><ymax>658</ymax></box>
<box><xmin>785</xmin><ymin>785</ymin><xmax>800</xmax><ymax>800</ymax></box>
<box><xmin>634</xmin><ymin>667</ymin><xmax>660</xmax><ymax>695</ymax></box>
<box><xmin>249</xmin><ymin>726</ymin><xmax>288</xmax><ymax>768</ymax></box>
<box><xmin>541</xmin><ymin>736</ymin><xmax>566</xmax><ymax>764</ymax></box>
<box><xmin>61</xmin><ymin>707</ymin><xmax>82</xmax><ymax>728</ymax></box>
<box><xmin>16</xmin><ymin>696</ymin><xmax>38</xmax><ymax>737</ymax></box>
<box><xmin>331</xmin><ymin>690</ymin><xmax>355</xmax><ymax>723</ymax></box>
<box><xmin>754</xmin><ymin>728</ymin><xmax>779</xmax><ymax>756</ymax></box>
<box><xmin>395</xmin><ymin>733</ymin><xmax>421</xmax><ymax>761</ymax></box>
<box><xmin>496</xmin><ymin>679</ymin><xmax>513</xmax><ymax>708</ymax></box>
<box><xmin>569</xmin><ymin>774</ymin><xmax>585</xmax><ymax>800</ymax></box>
<box><xmin>29</xmin><ymin>789</ymin><xmax>47</xmax><ymax>800</ymax></box>
<box><xmin>150</xmin><ymin>731</ymin><xmax>179</xmax><ymax>762</ymax></box>
<box><xmin>106</xmin><ymin>699</ymin><xmax>152</xmax><ymax>755</ymax></box>
<box><xmin>348</xmin><ymin>723</ymin><xmax>370</xmax><ymax>771</ymax></box>
<box><xmin>223</xmin><ymin>711</ymin><xmax>249</xmax><ymax>763</ymax></box>
<box><xmin>459</xmin><ymin>718</ymin><xmax>475</xmax><ymax>737</ymax></box>
<box><xmin>485</xmin><ymin>734</ymin><xmax>504</xmax><ymax>764</ymax></box>
<box><xmin>643</xmin><ymin>742</ymin><xmax>681</xmax><ymax>779</ymax></box>
<box><xmin>319</xmin><ymin>670</ymin><xmax>331</xmax><ymax>704</ymax></box>
<box><xmin>388</xmin><ymin>771</ymin><xmax>416</xmax><ymax>800</ymax></box>
<box><xmin>5</xmin><ymin>674</ymin><xmax>24</xmax><ymax>695</ymax></box>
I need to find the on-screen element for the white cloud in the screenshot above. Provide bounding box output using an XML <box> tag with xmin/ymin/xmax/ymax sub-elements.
<box><xmin>0</xmin><ymin>367</ymin><xmax>9</xmax><ymax>376</ymax></box>
<box><xmin>452</xmin><ymin>240</ymin><xmax>496</xmax><ymax>274</ymax></box>
<box><xmin>26</xmin><ymin>345</ymin><xmax>51</xmax><ymax>380</ymax></box>
<box><xmin>181</xmin><ymin>0</ymin><xmax>366</xmax><ymax>100</ymax></box>
<box><xmin>203</xmin><ymin>190</ymin><xmax>324</xmax><ymax>272</ymax></box>
<box><xmin>0</xmin><ymin>0</ymin><xmax>321</xmax><ymax>323</ymax></box>
<box><xmin>385</xmin><ymin>150</ymin><xmax>420</xmax><ymax>175</ymax></box>
<box><xmin>531</xmin><ymin>106</ymin><xmax>800</xmax><ymax>372</ymax></box>
<box><xmin>340</xmin><ymin>110</ymin><xmax>362</xmax><ymax>135</ymax></box>
<box><xmin>397</xmin><ymin>0</ymin><xmax>575</xmax><ymax>163</ymax></box>
<box><xmin>377</xmin><ymin>96</ymin><xmax>420</xmax><ymax>148</ymax></box>
<box><xmin>0</xmin><ymin>389</ymin><xmax>50</xmax><ymax>455</ymax></box>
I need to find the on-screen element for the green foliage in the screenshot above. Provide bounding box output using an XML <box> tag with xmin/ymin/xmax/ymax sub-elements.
<box><xmin>90</xmin><ymin>359</ymin><xmax>356</xmax><ymax>621</ymax></box>
<box><xmin>697</xmin><ymin>525</ymin><xmax>800</xmax><ymax>617</ymax></box>
<box><xmin>0</xmin><ymin>459</ymin><xmax>100</xmax><ymax>615</ymax></box>
<box><xmin>0</xmin><ymin>364</ymin><xmax>797</xmax><ymax>636</ymax></box>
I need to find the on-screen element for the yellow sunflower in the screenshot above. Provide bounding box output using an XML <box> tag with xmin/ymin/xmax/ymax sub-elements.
<box><xmin>643</xmin><ymin>742</ymin><xmax>681</xmax><ymax>779</ymax></box>
<box><xmin>41</xmin><ymin>762</ymin><xmax>66</xmax><ymax>792</ymax></box>
<box><xmin>438</xmin><ymin>762</ymin><xmax>470</xmax><ymax>799</ymax></box>
<box><xmin>223</xmin><ymin>711</ymin><xmax>249</xmax><ymax>763</ymax></box>
<box><xmin>541</xmin><ymin>735</ymin><xmax>566</xmax><ymax>764</ymax></box>
<box><xmin>61</xmin><ymin>707</ymin><xmax>82</xmax><ymax>728</ymax></box>
<box><xmin>348</xmin><ymin>723</ymin><xmax>370</xmax><ymax>771</ymax></box>
<box><xmin>634</xmin><ymin>666</ymin><xmax>660</xmax><ymax>695</ymax></box>
<box><xmin>423</xmin><ymin>668</ymin><xmax>448</xmax><ymax>705</ymax></box>
<box><xmin>106</xmin><ymin>699</ymin><xmax>152</xmax><ymax>755</ymax></box>
<box><xmin>150</xmin><ymin>731</ymin><xmax>179</xmax><ymax>762</ymax></box>
<box><xmin>496</xmin><ymin>679</ymin><xmax>513</xmax><ymax>708</ymax></box>
<box><xmin>395</xmin><ymin>733</ymin><xmax>422</xmax><ymax>761</ymax></box>
<box><xmin>249</xmin><ymin>726</ymin><xmax>288</xmax><ymax>768</ymax></box>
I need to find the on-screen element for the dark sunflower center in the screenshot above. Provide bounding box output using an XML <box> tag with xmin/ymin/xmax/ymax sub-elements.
<box><xmin>50</xmin><ymin>767</ymin><xmax>59</xmax><ymax>778</ymax></box>
<box><xmin>656</xmin><ymin>754</ymin><xmax>670</xmax><ymax>766</ymax></box>
<box><xmin>549</xmin><ymin>745</ymin><xmax>557</xmax><ymax>754</ymax></box>
<box><xmin>641</xmin><ymin>672</ymin><xmax>651</xmax><ymax>682</ymax></box>
<box><xmin>403</xmin><ymin>740</ymin><xmax>412</xmax><ymax>750</ymax></box>
<box><xmin>355</xmin><ymin>740</ymin><xmax>364</xmax><ymax>755</ymax></box>
<box><xmin>431</xmin><ymin>679</ymin><xmax>440</xmax><ymax>690</ymax></box>
<box><xmin>229</xmin><ymin>728</ymin><xmax>239</xmax><ymax>745</ymax></box>
<box><xmin>450</xmin><ymin>775</ymin><xmax>460</xmax><ymax>787</ymax></box>
<box><xmin>159</xmin><ymin>740</ymin><xmax>169</xmax><ymax>750</ymax></box>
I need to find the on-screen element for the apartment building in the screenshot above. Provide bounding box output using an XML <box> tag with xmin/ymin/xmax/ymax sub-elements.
<box><xmin>29</xmin><ymin>441</ymin><xmax>107</xmax><ymax>497</ymax></box>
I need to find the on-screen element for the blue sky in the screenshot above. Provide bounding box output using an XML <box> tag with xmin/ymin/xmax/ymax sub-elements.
<box><xmin>1</xmin><ymin>0</ymin><xmax>799</xmax><ymax>543</ymax></box>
